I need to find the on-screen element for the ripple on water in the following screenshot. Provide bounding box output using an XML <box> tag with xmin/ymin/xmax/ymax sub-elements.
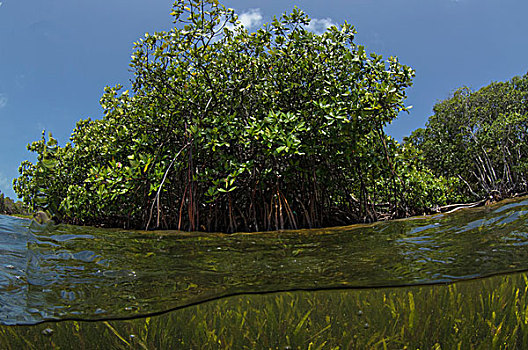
<box><xmin>1</xmin><ymin>197</ymin><xmax>528</xmax><ymax>324</ymax></box>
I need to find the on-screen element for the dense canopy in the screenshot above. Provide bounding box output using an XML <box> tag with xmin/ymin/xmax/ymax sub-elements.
<box><xmin>407</xmin><ymin>73</ymin><xmax>528</xmax><ymax>202</ymax></box>
<box><xmin>14</xmin><ymin>0</ymin><xmax>466</xmax><ymax>232</ymax></box>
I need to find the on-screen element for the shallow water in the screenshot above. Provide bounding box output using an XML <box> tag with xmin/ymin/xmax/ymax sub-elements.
<box><xmin>3</xmin><ymin>272</ymin><xmax>528</xmax><ymax>348</ymax></box>
<box><xmin>1</xmin><ymin>197</ymin><xmax>528</xmax><ymax>326</ymax></box>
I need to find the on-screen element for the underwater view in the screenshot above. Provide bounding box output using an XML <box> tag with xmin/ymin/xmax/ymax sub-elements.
<box><xmin>1</xmin><ymin>197</ymin><xmax>528</xmax><ymax>348</ymax></box>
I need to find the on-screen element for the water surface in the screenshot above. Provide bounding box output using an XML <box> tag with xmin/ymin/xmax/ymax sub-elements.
<box><xmin>1</xmin><ymin>197</ymin><xmax>528</xmax><ymax>325</ymax></box>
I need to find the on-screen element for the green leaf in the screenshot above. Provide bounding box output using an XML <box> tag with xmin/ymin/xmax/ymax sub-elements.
<box><xmin>276</xmin><ymin>146</ymin><xmax>287</xmax><ymax>154</ymax></box>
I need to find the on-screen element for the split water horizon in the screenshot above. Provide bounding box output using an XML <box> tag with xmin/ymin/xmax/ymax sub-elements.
<box><xmin>2</xmin><ymin>196</ymin><xmax>528</xmax><ymax>347</ymax></box>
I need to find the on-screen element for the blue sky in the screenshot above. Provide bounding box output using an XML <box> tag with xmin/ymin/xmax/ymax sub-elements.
<box><xmin>1</xmin><ymin>0</ymin><xmax>527</xmax><ymax>199</ymax></box>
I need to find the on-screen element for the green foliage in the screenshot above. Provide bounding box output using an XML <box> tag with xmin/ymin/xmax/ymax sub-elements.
<box><xmin>14</xmin><ymin>0</ymin><xmax>458</xmax><ymax>232</ymax></box>
<box><xmin>407</xmin><ymin>74</ymin><xmax>528</xmax><ymax>202</ymax></box>
<box><xmin>13</xmin><ymin>132</ymin><xmax>66</xmax><ymax>217</ymax></box>
<box><xmin>0</xmin><ymin>190</ymin><xmax>29</xmax><ymax>216</ymax></box>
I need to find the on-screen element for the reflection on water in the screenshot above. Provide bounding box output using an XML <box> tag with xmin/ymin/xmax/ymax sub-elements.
<box><xmin>0</xmin><ymin>197</ymin><xmax>527</xmax><ymax>326</ymax></box>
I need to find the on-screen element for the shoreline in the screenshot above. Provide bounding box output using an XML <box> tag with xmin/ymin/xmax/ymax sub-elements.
<box><xmin>4</xmin><ymin>194</ymin><xmax>527</xmax><ymax>235</ymax></box>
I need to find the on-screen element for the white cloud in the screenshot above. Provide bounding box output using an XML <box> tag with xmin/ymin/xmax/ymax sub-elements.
<box><xmin>226</xmin><ymin>8</ymin><xmax>263</xmax><ymax>32</ymax></box>
<box><xmin>226</xmin><ymin>10</ymin><xmax>335</xmax><ymax>35</ymax></box>
<box><xmin>0</xmin><ymin>93</ymin><xmax>7</xmax><ymax>109</ymax></box>
<box><xmin>306</xmin><ymin>18</ymin><xmax>336</xmax><ymax>35</ymax></box>
<box><xmin>0</xmin><ymin>173</ymin><xmax>13</xmax><ymax>198</ymax></box>
<box><xmin>238</xmin><ymin>9</ymin><xmax>263</xmax><ymax>30</ymax></box>
<box><xmin>0</xmin><ymin>175</ymin><xmax>9</xmax><ymax>189</ymax></box>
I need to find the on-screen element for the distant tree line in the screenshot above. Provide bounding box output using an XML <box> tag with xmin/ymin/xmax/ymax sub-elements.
<box><xmin>406</xmin><ymin>73</ymin><xmax>528</xmax><ymax>202</ymax></box>
<box><xmin>0</xmin><ymin>191</ymin><xmax>28</xmax><ymax>216</ymax></box>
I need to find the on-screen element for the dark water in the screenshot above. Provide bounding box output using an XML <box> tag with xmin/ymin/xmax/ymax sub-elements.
<box><xmin>1</xmin><ymin>197</ymin><xmax>528</xmax><ymax>326</ymax></box>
